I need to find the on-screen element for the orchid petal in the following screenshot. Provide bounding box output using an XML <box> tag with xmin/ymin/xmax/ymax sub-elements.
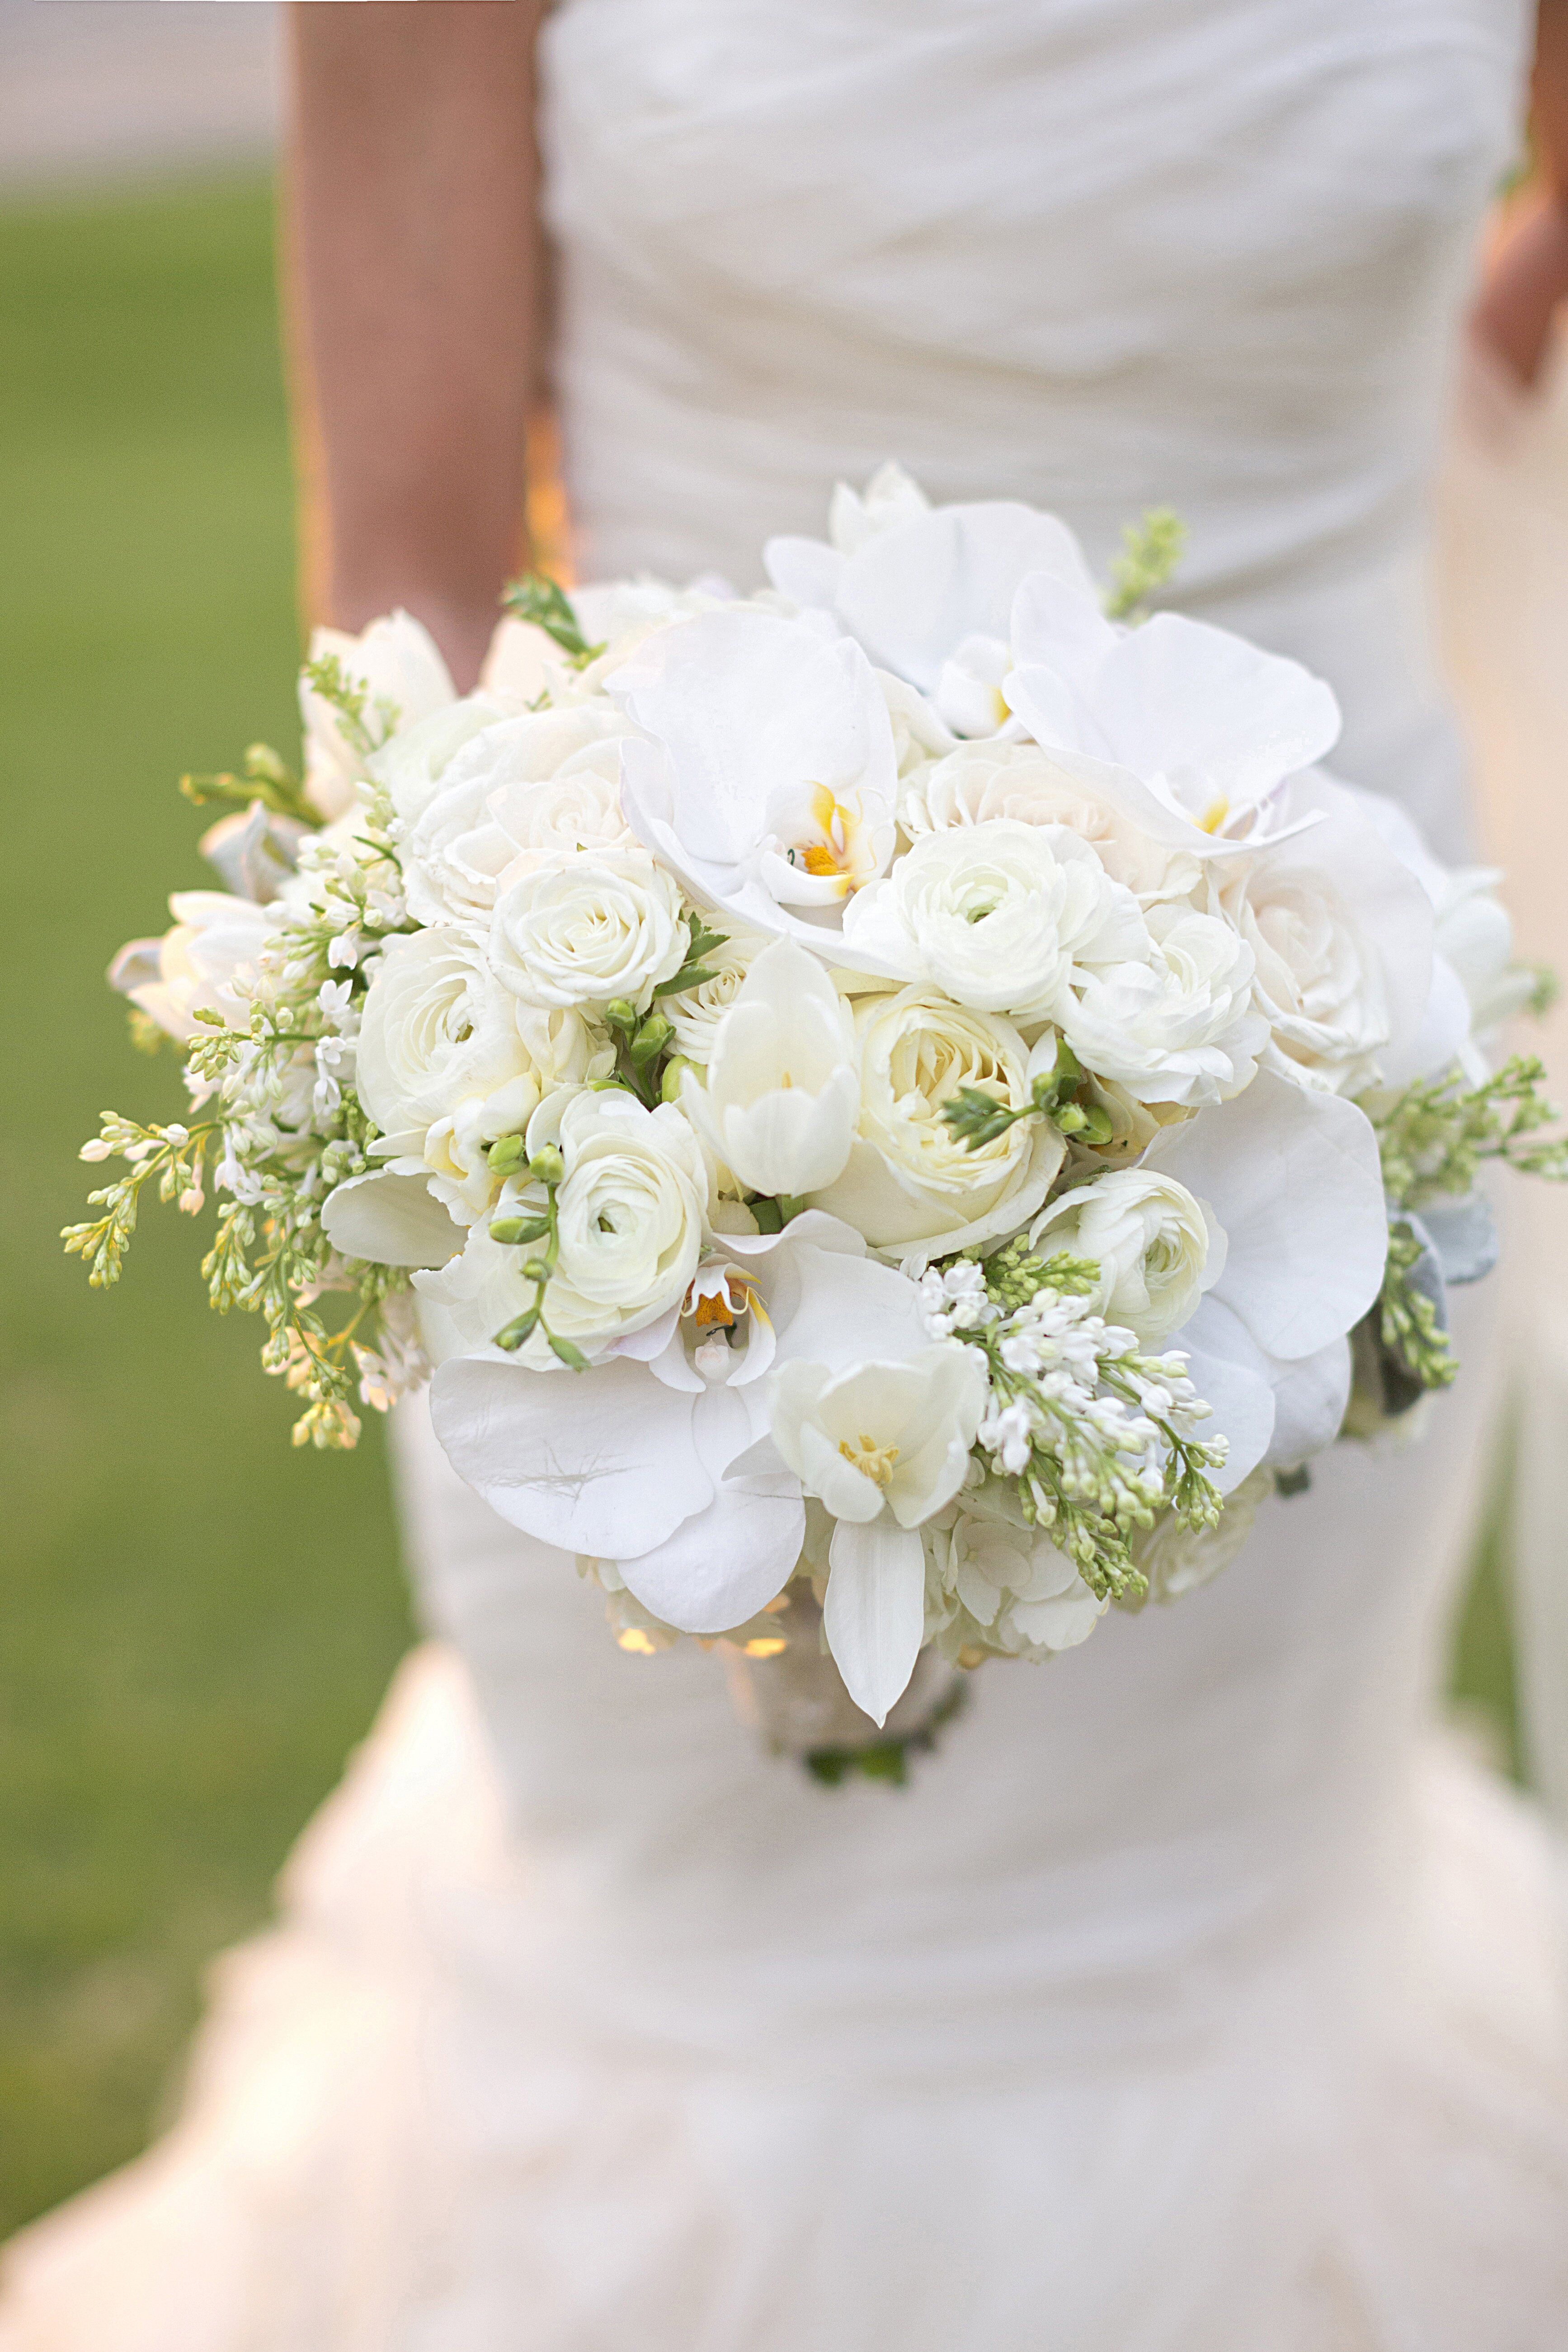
<box><xmin>320</xmin><ymin>1170</ymin><xmax>463</xmax><ymax>1270</ymax></box>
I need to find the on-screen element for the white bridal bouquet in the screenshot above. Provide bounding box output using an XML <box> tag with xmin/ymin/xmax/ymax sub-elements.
<box><xmin>68</xmin><ymin>469</ymin><xmax>1566</xmax><ymax>1775</ymax></box>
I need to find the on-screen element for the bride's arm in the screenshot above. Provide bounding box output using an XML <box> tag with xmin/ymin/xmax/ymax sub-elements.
<box><xmin>285</xmin><ymin>1</ymin><xmax>544</xmax><ymax>686</ymax></box>
<box><xmin>1472</xmin><ymin>0</ymin><xmax>1568</xmax><ymax>386</ymax></box>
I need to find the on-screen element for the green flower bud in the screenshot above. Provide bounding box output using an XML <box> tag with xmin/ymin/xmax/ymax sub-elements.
<box><xmin>603</xmin><ymin>999</ymin><xmax>639</xmax><ymax>1036</ymax></box>
<box><xmin>520</xmin><ymin>1257</ymin><xmax>551</xmax><ymax>1282</ymax></box>
<box><xmin>629</xmin><ymin>1012</ymin><xmax>674</xmax><ymax>1067</ymax></box>
<box><xmin>487</xmin><ymin>1132</ymin><xmax>526</xmax><ymax>1173</ymax></box>
<box><xmin>527</xmin><ymin>1142</ymin><xmax>565</xmax><ymax>1187</ymax></box>
<box><xmin>660</xmin><ymin>1055</ymin><xmax>697</xmax><ymax>1104</ymax></box>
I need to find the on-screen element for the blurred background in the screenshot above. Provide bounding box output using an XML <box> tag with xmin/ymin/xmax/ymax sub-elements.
<box><xmin>0</xmin><ymin>0</ymin><xmax>1521</xmax><ymax>2243</ymax></box>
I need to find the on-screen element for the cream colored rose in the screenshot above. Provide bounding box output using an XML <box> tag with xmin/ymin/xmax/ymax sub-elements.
<box><xmin>489</xmin><ymin>848</ymin><xmax>687</xmax><ymax>1011</ymax></box>
<box><xmin>401</xmin><ymin>705</ymin><xmax>634</xmax><ymax>928</ymax></box>
<box><xmin>809</xmin><ymin>985</ymin><xmax>1064</xmax><ymax>1255</ymax></box>
<box><xmin>1030</xmin><ymin>1167</ymin><xmax>1220</xmax><ymax>1344</ymax></box>
<box><xmin>901</xmin><ymin>740</ymin><xmax>1201</xmax><ymax>904</ymax></box>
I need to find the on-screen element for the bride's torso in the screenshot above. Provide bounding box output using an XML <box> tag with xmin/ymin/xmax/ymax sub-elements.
<box><xmin>395</xmin><ymin>0</ymin><xmax>1526</xmax><ymax>2076</ymax></box>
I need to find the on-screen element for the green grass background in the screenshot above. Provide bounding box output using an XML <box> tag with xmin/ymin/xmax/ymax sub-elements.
<box><xmin>0</xmin><ymin>172</ymin><xmax>1520</xmax><ymax>2240</ymax></box>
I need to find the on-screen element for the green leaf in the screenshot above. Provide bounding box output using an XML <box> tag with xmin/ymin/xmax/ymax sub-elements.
<box><xmin>501</xmin><ymin>572</ymin><xmax>605</xmax><ymax>666</ymax></box>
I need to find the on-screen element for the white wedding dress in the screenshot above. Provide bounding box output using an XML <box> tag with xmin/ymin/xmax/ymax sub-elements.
<box><xmin>7</xmin><ymin>3</ymin><xmax>1568</xmax><ymax>2345</ymax></box>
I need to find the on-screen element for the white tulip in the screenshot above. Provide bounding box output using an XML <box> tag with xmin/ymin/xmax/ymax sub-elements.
<box><xmin>809</xmin><ymin>985</ymin><xmax>1064</xmax><ymax>1254</ymax></box>
<box><xmin>1030</xmin><ymin>1168</ymin><xmax>1221</xmax><ymax>1345</ymax></box>
<box><xmin>489</xmin><ymin>848</ymin><xmax>687</xmax><ymax>1011</ymax></box>
<box><xmin>901</xmin><ymin>739</ymin><xmax>1203</xmax><ymax>905</ymax></box>
<box><xmin>767</xmin><ymin>1346</ymin><xmax>988</xmax><ymax>1722</ymax></box>
<box><xmin>1059</xmin><ymin>901</ymin><xmax>1266</xmax><ymax>1108</ymax></box>
<box><xmin>679</xmin><ymin>938</ymin><xmax>859</xmax><ymax>1198</ymax></box>
<box><xmin>840</xmin><ymin>819</ymin><xmax>1146</xmax><ymax>1023</ymax></box>
<box><xmin>108</xmin><ymin>891</ymin><xmax>271</xmax><ymax>1043</ymax></box>
<box><xmin>300</xmin><ymin>609</ymin><xmax>456</xmax><ymax>821</ymax></box>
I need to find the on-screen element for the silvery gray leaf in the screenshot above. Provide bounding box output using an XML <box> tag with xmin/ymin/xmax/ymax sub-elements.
<box><xmin>1412</xmin><ymin>1189</ymin><xmax>1498</xmax><ymax>1286</ymax></box>
<box><xmin>1395</xmin><ymin>1213</ymin><xmax>1450</xmax><ymax>1327</ymax></box>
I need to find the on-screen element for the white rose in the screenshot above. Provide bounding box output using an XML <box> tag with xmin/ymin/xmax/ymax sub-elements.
<box><xmin>108</xmin><ymin>891</ymin><xmax>271</xmax><ymax>1042</ymax></box>
<box><xmin>300</xmin><ymin>610</ymin><xmax>456</xmax><ymax>820</ymax></box>
<box><xmin>414</xmin><ymin>1088</ymin><xmax>707</xmax><ymax>1367</ymax></box>
<box><xmin>902</xmin><ymin>740</ymin><xmax>1202</xmax><ymax>905</ymax></box>
<box><xmin>488</xmin><ymin>848</ymin><xmax>687</xmax><ymax>1011</ymax></box>
<box><xmin>928</xmin><ymin>1507</ymin><xmax>1104</xmax><ymax>1659</ymax></box>
<box><xmin>356</xmin><ymin>926</ymin><xmax>548</xmax><ymax>1151</ymax></box>
<box><xmin>809</xmin><ymin>986</ymin><xmax>1065</xmax><ymax>1254</ymax></box>
<box><xmin>679</xmin><ymin>939</ymin><xmax>860</xmax><ymax>1198</ymax></box>
<box><xmin>1059</xmin><ymin>901</ymin><xmax>1266</xmax><ymax>1107</ymax></box>
<box><xmin>400</xmin><ymin>705</ymin><xmax>634</xmax><ymax>928</ymax></box>
<box><xmin>1030</xmin><ymin>1168</ymin><xmax>1221</xmax><ymax>1344</ymax></box>
<box><xmin>840</xmin><ymin>820</ymin><xmax>1146</xmax><ymax>1023</ymax></box>
<box><xmin>660</xmin><ymin>927</ymin><xmax>768</xmax><ymax>1061</ymax></box>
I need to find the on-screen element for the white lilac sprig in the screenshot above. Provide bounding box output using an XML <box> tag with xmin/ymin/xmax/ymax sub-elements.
<box><xmin>918</xmin><ymin>1237</ymin><xmax>1227</xmax><ymax>1604</ymax></box>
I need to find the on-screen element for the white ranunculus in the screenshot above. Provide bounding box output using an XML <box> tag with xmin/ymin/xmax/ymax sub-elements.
<box><xmin>660</xmin><ymin>927</ymin><xmax>767</xmax><ymax>1062</ymax></box>
<box><xmin>368</xmin><ymin>695</ymin><xmax>515</xmax><ymax>832</ymax></box>
<box><xmin>356</xmin><ymin>924</ymin><xmax>550</xmax><ymax>1152</ymax></box>
<box><xmin>679</xmin><ymin>939</ymin><xmax>860</xmax><ymax>1197</ymax></box>
<box><xmin>766</xmin><ymin>1345</ymin><xmax>988</xmax><ymax>1722</ymax></box>
<box><xmin>839</xmin><ymin>820</ymin><xmax>1146</xmax><ymax>1022</ymax></box>
<box><xmin>1224</xmin><ymin>776</ymin><xmax>1435</xmax><ymax>1095</ymax></box>
<box><xmin>928</xmin><ymin>1506</ymin><xmax>1104</xmax><ymax>1658</ymax></box>
<box><xmin>430</xmin><ymin>1210</ymin><xmax>928</xmax><ymax>1633</ymax></box>
<box><xmin>414</xmin><ymin>1087</ymin><xmax>707</xmax><ymax>1367</ymax></box>
<box><xmin>901</xmin><ymin>739</ymin><xmax>1203</xmax><ymax>905</ymax></box>
<box><xmin>400</xmin><ymin>705</ymin><xmax>634</xmax><ymax>929</ymax></box>
<box><xmin>809</xmin><ymin>986</ymin><xmax>1065</xmax><ymax>1255</ymax></box>
<box><xmin>1059</xmin><ymin>900</ymin><xmax>1266</xmax><ymax>1107</ymax></box>
<box><xmin>609</xmin><ymin>607</ymin><xmax>900</xmax><ymax>957</ymax></box>
<box><xmin>301</xmin><ymin>610</ymin><xmax>456</xmax><ymax>820</ymax></box>
<box><xmin>1005</xmin><ymin>571</ymin><xmax>1342</xmax><ymax>854</ymax></box>
<box><xmin>489</xmin><ymin>848</ymin><xmax>687</xmax><ymax>1011</ymax></box>
<box><xmin>1030</xmin><ymin>1168</ymin><xmax>1222</xmax><ymax>1345</ymax></box>
<box><xmin>108</xmin><ymin>891</ymin><xmax>271</xmax><ymax>1042</ymax></box>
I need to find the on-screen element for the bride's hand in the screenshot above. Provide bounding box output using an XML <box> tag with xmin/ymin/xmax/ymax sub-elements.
<box><xmin>1471</xmin><ymin>186</ymin><xmax>1568</xmax><ymax>388</ymax></box>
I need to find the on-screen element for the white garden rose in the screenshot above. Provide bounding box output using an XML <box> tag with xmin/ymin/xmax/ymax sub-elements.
<box><xmin>414</xmin><ymin>1088</ymin><xmax>707</xmax><ymax>1367</ymax></box>
<box><xmin>488</xmin><ymin>848</ymin><xmax>687</xmax><ymax>1011</ymax></box>
<box><xmin>839</xmin><ymin>819</ymin><xmax>1146</xmax><ymax>1023</ymax></box>
<box><xmin>661</xmin><ymin>927</ymin><xmax>768</xmax><ymax>1062</ymax></box>
<box><xmin>901</xmin><ymin>740</ymin><xmax>1202</xmax><ymax>905</ymax></box>
<box><xmin>1059</xmin><ymin>901</ymin><xmax>1266</xmax><ymax>1108</ymax></box>
<box><xmin>809</xmin><ymin>986</ymin><xmax>1065</xmax><ymax>1254</ymax></box>
<box><xmin>400</xmin><ymin>706</ymin><xmax>634</xmax><ymax>929</ymax></box>
<box><xmin>356</xmin><ymin>925</ymin><xmax>549</xmax><ymax>1153</ymax></box>
<box><xmin>1030</xmin><ymin>1168</ymin><xmax>1221</xmax><ymax>1344</ymax></box>
<box><xmin>108</xmin><ymin>891</ymin><xmax>271</xmax><ymax>1043</ymax></box>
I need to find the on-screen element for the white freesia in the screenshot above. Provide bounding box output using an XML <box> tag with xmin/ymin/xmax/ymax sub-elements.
<box><xmin>610</xmin><ymin>607</ymin><xmax>900</xmax><ymax>955</ymax></box>
<box><xmin>301</xmin><ymin>610</ymin><xmax>455</xmax><ymax>820</ymax></box>
<box><xmin>414</xmin><ymin>1087</ymin><xmax>706</xmax><ymax>1368</ymax></box>
<box><xmin>401</xmin><ymin>706</ymin><xmax>635</xmax><ymax>929</ymax></box>
<box><xmin>679</xmin><ymin>939</ymin><xmax>859</xmax><ymax>1197</ymax></box>
<box><xmin>928</xmin><ymin>1505</ymin><xmax>1104</xmax><ymax>1659</ymax></box>
<box><xmin>1224</xmin><ymin>775</ymin><xmax>1434</xmax><ymax>1095</ymax></box>
<box><xmin>1059</xmin><ymin>900</ymin><xmax>1266</xmax><ymax>1107</ymax></box>
<box><xmin>430</xmin><ymin>1211</ymin><xmax>928</xmax><ymax>1633</ymax></box>
<box><xmin>1031</xmin><ymin>1168</ymin><xmax>1221</xmax><ymax>1344</ymax></box>
<box><xmin>840</xmin><ymin>819</ymin><xmax>1146</xmax><ymax>1021</ymax></box>
<box><xmin>810</xmin><ymin>986</ymin><xmax>1065</xmax><ymax>1254</ymax></box>
<box><xmin>765</xmin><ymin>1345</ymin><xmax>988</xmax><ymax>1722</ymax></box>
<box><xmin>489</xmin><ymin>847</ymin><xmax>687</xmax><ymax>1011</ymax></box>
<box><xmin>1005</xmin><ymin>570</ymin><xmax>1341</xmax><ymax>852</ymax></box>
<box><xmin>901</xmin><ymin>739</ymin><xmax>1203</xmax><ymax>905</ymax></box>
<box><xmin>108</xmin><ymin>891</ymin><xmax>271</xmax><ymax>1043</ymax></box>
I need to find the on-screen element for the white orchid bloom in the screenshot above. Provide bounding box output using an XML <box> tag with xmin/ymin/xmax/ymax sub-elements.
<box><xmin>609</xmin><ymin>608</ymin><xmax>901</xmax><ymax>961</ymax></box>
<box><xmin>429</xmin><ymin>1211</ymin><xmax>928</xmax><ymax>1636</ymax></box>
<box><xmin>1144</xmin><ymin>1069</ymin><xmax>1389</xmax><ymax>1476</ymax></box>
<box><xmin>764</xmin><ymin>1346</ymin><xmax>988</xmax><ymax>1724</ymax></box>
<box><xmin>1004</xmin><ymin>570</ymin><xmax>1342</xmax><ymax>853</ymax></box>
<box><xmin>679</xmin><ymin>939</ymin><xmax>860</xmax><ymax>1198</ymax></box>
<box><xmin>300</xmin><ymin>609</ymin><xmax>456</xmax><ymax>820</ymax></box>
<box><xmin>839</xmin><ymin>819</ymin><xmax>1147</xmax><ymax>1022</ymax></box>
<box><xmin>766</xmin><ymin>476</ymin><xmax>1097</xmax><ymax>741</ymax></box>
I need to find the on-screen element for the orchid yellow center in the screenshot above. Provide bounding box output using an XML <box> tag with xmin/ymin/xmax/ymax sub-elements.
<box><xmin>1199</xmin><ymin>794</ymin><xmax>1230</xmax><ymax>835</ymax></box>
<box><xmin>789</xmin><ymin>782</ymin><xmax>864</xmax><ymax>895</ymax></box>
<box><xmin>838</xmin><ymin>1433</ymin><xmax>900</xmax><ymax>1488</ymax></box>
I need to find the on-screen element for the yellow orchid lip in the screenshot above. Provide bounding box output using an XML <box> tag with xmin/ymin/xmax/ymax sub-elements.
<box><xmin>1199</xmin><ymin>795</ymin><xmax>1230</xmax><ymax>835</ymax></box>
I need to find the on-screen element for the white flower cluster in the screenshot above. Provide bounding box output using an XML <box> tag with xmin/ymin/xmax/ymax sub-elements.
<box><xmin>72</xmin><ymin>468</ymin><xmax>1544</xmax><ymax>1730</ymax></box>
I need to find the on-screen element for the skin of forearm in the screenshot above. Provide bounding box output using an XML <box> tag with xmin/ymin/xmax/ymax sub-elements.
<box><xmin>284</xmin><ymin>1</ymin><xmax>542</xmax><ymax>683</ymax></box>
